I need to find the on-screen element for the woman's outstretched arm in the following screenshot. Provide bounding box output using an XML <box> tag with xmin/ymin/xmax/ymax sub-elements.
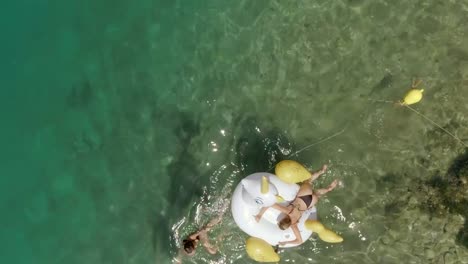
<box><xmin>254</xmin><ymin>206</ymin><xmax>270</xmax><ymax>222</ymax></box>
<box><xmin>200</xmin><ymin>233</ymin><xmax>218</xmax><ymax>255</ymax></box>
<box><xmin>188</xmin><ymin>230</ymin><xmax>201</xmax><ymax>240</ymax></box>
<box><xmin>271</xmin><ymin>203</ymin><xmax>292</xmax><ymax>214</ymax></box>
<box><xmin>204</xmin><ymin>201</ymin><xmax>230</xmax><ymax>231</ymax></box>
<box><xmin>255</xmin><ymin>203</ymin><xmax>291</xmax><ymax>222</ymax></box>
<box><xmin>278</xmin><ymin>225</ymin><xmax>303</xmax><ymax>245</ymax></box>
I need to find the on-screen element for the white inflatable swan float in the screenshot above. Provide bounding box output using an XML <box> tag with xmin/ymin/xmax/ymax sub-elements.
<box><xmin>231</xmin><ymin>160</ymin><xmax>343</xmax><ymax>262</ymax></box>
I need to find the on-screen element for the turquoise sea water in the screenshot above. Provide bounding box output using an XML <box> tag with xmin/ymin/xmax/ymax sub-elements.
<box><xmin>1</xmin><ymin>1</ymin><xmax>468</xmax><ymax>263</ymax></box>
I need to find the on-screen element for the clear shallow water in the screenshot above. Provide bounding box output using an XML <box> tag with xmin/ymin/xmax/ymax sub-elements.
<box><xmin>1</xmin><ymin>0</ymin><xmax>468</xmax><ymax>263</ymax></box>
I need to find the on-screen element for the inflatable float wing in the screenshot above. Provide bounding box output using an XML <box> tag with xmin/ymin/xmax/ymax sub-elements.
<box><xmin>305</xmin><ymin>220</ymin><xmax>343</xmax><ymax>243</ymax></box>
<box><xmin>245</xmin><ymin>237</ymin><xmax>280</xmax><ymax>263</ymax></box>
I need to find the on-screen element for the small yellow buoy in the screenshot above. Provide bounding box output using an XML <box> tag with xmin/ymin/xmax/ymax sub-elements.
<box><xmin>245</xmin><ymin>237</ymin><xmax>280</xmax><ymax>263</ymax></box>
<box><xmin>305</xmin><ymin>220</ymin><xmax>343</xmax><ymax>243</ymax></box>
<box><xmin>401</xmin><ymin>79</ymin><xmax>424</xmax><ymax>105</ymax></box>
<box><xmin>275</xmin><ymin>160</ymin><xmax>311</xmax><ymax>184</ymax></box>
<box><xmin>402</xmin><ymin>88</ymin><xmax>424</xmax><ymax>105</ymax></box>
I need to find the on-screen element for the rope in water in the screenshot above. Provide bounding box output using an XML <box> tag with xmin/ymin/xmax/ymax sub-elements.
<box><xmin>271</xmin><ymin>91</ymin><xmax>466</xmax><ymax>169</ymax></box>
<box><xmin>368</xmin><ymin>97</ymin><xmax>467</xmax><ymax>148</ymax></box>
<box><xmin>288</xmin><ymin>125</ymin><xmax>348</xmax><ymax>157</ymax></box>
<box><xmin>266</xmin><ymin>125</ymin><xmax>348</xmax><ymax>172</ymax></box>
<box><xmin>403</xmin><ymin>104</ymin><xmax>468</xmax><ymax>148</ymax></box>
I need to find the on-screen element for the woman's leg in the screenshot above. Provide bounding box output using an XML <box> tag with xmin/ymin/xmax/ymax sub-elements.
<box><xmin>309</xmin><ymin>164</ymin><xmax>328</xmax><ymax>183</ymax></box>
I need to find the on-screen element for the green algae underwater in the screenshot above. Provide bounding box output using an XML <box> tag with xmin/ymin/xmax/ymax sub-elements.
<box><xmin>1</xmin><ymin>0</ymin><xmax>468</xmax><ymax>263</ymax></box>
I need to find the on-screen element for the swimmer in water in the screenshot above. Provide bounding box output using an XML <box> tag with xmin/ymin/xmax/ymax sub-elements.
<box><xmin>255</xmin><ymin>164</ymin><xmax>338</xmax><ymax>245</ymax></box>
<box><xmin>174</xmin><ymin>203</ymin><xmax>228</xmax><ymax>263</ymax></box>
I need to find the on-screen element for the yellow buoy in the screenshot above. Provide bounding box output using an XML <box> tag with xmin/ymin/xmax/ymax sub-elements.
<box><xmin>275</xmin><ymin>160</ymin><xmax>311</xmax><ymax>184</ymax></box>
<box><xmin>402</xmin><ymin>88</ymin><xmax>424</xmax><ymax>105</ymax></box>
<box><xmin>305</xmin><ymin>220</ymin><xmax>343</xmax><ymax>243</ymax></box>
<box><xmin>245</xmin><ymin>237</ymin><xmax>280</xmax><ymax>263</ymax></box>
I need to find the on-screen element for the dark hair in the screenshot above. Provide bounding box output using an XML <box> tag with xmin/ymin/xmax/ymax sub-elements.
<box><xmin>183</xmin><ymin>239</ymin><xmax>196</xmax><ymax>254</ymax></box>
<box><xmin>278</xmin><ymin>215</ymin><xmax>292</xmax><ymax>230</ymax></box>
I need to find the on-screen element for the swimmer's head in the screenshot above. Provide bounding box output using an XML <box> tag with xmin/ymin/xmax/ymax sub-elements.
<box><xmin>278</xmin><ymin>215</ymin><xmax>292</xmax><ymax>230</ymax></box>
<box><xmin>182</xmin><ymin>238</ymin><xmax>198</xmax><ymax>256</ymax></box>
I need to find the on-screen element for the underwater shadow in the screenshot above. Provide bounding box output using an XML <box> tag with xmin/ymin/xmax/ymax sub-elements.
<box><xmin>165</xmin><ymin>111</ymin><xmax>204</xmax><ymax>210</ymax></box>
<box><xmin>444</xmin><ymin>150</ymin><xmax>468</xmax><ymax>247</ymax></box>
<box><xmin>150</xmin><ymin>111</ymin><xmax>204</xmax><ymax>258</ymax></box>
<box><xmin>233</xmin><ymin>115</ymin><xmax>293</xmax><ymax>179</ymax></box>
<box><xmin>425</xmin><ymin>150</ymin><xmax>468</xmax><ymax>248</ymax></box>
<box><xmin>67</xmin><ymin>78</ymin><xmax>93</xmax><ymax>109</ymax></box>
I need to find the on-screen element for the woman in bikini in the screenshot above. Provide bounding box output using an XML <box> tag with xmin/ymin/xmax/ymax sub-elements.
<box><xmin>181</xmin><ymin>219</ymin><xmax>219</xmax><ymax>256</ymax></box>
<box><xmin>254</xmin><ymin>164</ymin><xmax>338</xmax><ymax>245</ymax></box>
<box><xmin>173</xmin><ymin>203</ymin><xmax>228</xmax><ymax>263</ymax></box>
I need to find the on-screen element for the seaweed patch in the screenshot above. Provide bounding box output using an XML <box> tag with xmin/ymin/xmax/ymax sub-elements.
<box><xmin>421</xmin><ymin>151</ymin><xmax>468</xmax><ymax>247</ymax></box>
